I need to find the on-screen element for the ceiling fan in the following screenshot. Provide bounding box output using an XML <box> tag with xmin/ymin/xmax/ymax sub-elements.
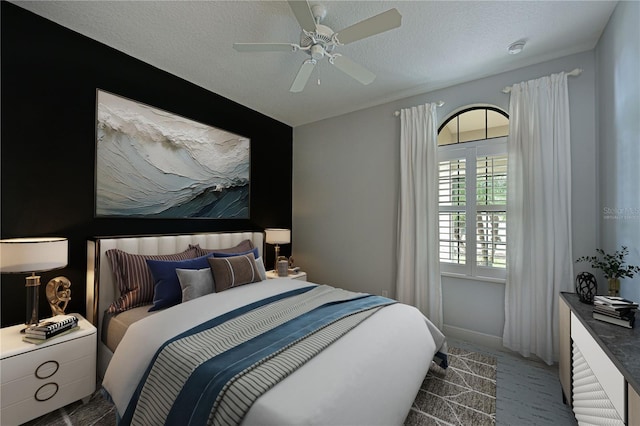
<box><xmin>233</xmin><ymin>1</ymin><xmax>402</xmax><ymax>92</ymax></box>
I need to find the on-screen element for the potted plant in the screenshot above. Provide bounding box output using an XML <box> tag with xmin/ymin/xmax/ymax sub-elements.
<box><xmin>576</xmin><ymin>246</ymin><xmax>640</xmax><ymax>296</ymax></box>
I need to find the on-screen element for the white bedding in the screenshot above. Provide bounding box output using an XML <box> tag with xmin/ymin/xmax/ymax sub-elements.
<box><xmin>102</xmin><ymin>278</ymin><xmax>446</xmax><ymax>425</ymax></box>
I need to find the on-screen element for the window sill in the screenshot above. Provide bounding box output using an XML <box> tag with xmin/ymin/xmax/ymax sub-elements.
<box><xmin>441</xmin><ymin>271</ymin><xmax>506</xmax><ymax>284</ymax></box>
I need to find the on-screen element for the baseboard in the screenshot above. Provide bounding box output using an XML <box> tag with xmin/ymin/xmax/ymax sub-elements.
<box><xmin>443</xmin><ymin>324</ymin><xmax>504</xmax><ymax>350</ymax></box>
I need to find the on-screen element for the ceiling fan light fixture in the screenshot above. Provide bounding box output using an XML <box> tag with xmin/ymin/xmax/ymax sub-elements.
<box><xmin>310</xmin><ymin>44</ymin><xmax>325</xmax><ymax>60</ymax></box>
<box><xmin>508</xmin><ymin>40</ymin><xmax>526</xmax><ymax>55</ymax></box>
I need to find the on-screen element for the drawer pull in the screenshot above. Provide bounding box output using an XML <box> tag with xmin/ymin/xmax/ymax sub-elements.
<box><xmin>35</xmin><ymin>360</ymin><xmax>59</xmax><ymax>379</ymax></box>
<box><xmin>35</xmin><ymin>382</ymin><xmax>59</xmax><ymax>402</ymax></box>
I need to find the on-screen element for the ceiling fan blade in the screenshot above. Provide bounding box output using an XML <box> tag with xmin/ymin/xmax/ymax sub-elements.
<box><xmin>233</xmin><ymin>43</ymin><xmax>297</xmax><ymax>52</ymax></box>
<box><xmin>290</xmin><ymin>59</ymin><xmax>316</xmax><ymax>93</ymax></box>
<box><xmin>331</xmin><ymin>55</ymin><xmax>376</xmax><ymax>85</ymax></box>
<box><xmin>334</xmin><ymin>8</ymin><xmax>402</xmax><ymax>45</ymax></box>
<box><xmin>288</xmin><ymin>1</ymin><xmax>317</xmax><ymax>33</ymax></box>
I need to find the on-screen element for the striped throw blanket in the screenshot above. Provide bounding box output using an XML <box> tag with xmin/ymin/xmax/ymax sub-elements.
<box><xmin>120</xmin><ymin>285</ymin><xmax>396</xmax><ymax>426</ymax></box>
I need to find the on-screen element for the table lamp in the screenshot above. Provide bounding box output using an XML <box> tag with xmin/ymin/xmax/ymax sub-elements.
<box><xmin>265</xmin><ymin>228</ymin><xmax>290</xmax><ymax>272</ymax></box>
<box><xmin>0</xmin><ymin>237</ymin><xmax>68</xmax><ymax>326</ymax></box>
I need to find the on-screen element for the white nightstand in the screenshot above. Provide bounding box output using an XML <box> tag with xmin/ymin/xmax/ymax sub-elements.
<box><xmin>266</xmin><ymin>270</ymin><xmax>307</xmax><ymax>281</ymax></box>
<box><xmin>0</xmin><ymin>314</ymin><xmax>97</xmax><ymax>425</ymax></box>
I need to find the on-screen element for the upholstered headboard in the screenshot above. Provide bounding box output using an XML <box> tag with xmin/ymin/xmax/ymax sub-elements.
<box><xmin>86</xmin><ymin>231</ymin><xmax>264</xmax><ymax>377</ymax></box>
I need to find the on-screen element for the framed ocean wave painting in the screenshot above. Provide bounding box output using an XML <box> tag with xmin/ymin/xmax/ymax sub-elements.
<box><xmin>95</xmin><ymin>90</ymin><xmax>250</xmax><ymax>219</ymax></box>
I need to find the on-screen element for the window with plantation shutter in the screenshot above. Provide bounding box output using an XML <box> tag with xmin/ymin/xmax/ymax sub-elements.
<box><xmin>476</xmin><ymin>155</ymin><xmax>507</xmax><ymax>269</ymax></box>
<box><xmin>438</xmin><ymin>159</ymin><xmax>466</xmax><ymax>265</ymax></box>
<box><xmin>437</xmin><ymin>106</ymin><xmax>508</xmax><ymax>280</ymax></box>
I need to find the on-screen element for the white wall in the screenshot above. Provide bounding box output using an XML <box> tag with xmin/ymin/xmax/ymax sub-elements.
<box><xmin>293</xmin><ymin>50</ymin><xmax>599</xmax><ymax>346</ymax></box>
<box><xmin>595</xmin><ymin>0</ymin><xmax>640</xmax><ymax>301</ymax></box>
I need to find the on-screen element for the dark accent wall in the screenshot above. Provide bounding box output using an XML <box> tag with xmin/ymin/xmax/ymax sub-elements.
<box><xmin>0</xmin><ymin>2</ymin><xmax>293</xmax><ymax>327</ymax></box>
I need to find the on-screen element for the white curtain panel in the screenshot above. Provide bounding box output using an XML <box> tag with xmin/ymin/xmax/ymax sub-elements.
<box><xmin>396</xmin><ymin>103</ymin><xmax>443</xmax><ymax>329</ymax></box>
<box><xmin>503</xmin><ymin>72</ymin><xmax>574</xmax><ymax>365</ymax></box>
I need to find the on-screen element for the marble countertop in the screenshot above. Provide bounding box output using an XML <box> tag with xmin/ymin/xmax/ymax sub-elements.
<box><xmin>561</xmin><ymin>292</ymin><xmax>640</xmax><ymax>393</ymax></box>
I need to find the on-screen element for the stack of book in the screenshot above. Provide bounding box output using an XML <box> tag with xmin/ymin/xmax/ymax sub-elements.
<box><xmin>24</xmin><ymin>314</ymin><xmax>79</xmax><ymax>341</ymax></box>
<box><xmin>593</xmin><ymin>296</ymin><xmax>638</xmax><ymax>328</ymax></box>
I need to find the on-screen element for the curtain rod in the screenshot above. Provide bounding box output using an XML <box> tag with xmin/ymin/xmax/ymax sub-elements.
<box><xmin>501</xmin><ymin>68</ymin><xmax>583</xmax><ymax>93</ymax></box>
<box><xmin>393</xmin><ymin>101</ymin><xmax>445</xmax><ymax>117</ymax></box>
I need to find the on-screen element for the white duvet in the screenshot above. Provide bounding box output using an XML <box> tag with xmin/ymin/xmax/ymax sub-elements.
<box><xmin>102</xmin><ymin>279</ymin><xmax>446</xmax><ymax>425</ymax></box>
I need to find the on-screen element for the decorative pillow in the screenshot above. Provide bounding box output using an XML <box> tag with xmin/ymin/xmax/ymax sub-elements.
<box><xmin>105</xmin><ymin>247</ymin><xmax>199</xmax><ymax>313</ymax></box>
<box><xmin>212</xmin><ymin>248</ymin><xmax>264</xmax><ymax>280</ymax></box>
<box><xmin>208</xmin><ymin>253</ymin><xmax>262</xmax><ymax>292</ymax></box>
<box><xmin>255</xmin><ymin>256</ymin><xmax>267</xmax><ymax>281</ymax></box>
<box><xmin>176</xmin><ymin>268</ymin><xmax>215</xmax><ymax>302</ymax></box>
<box><xmin>189</xmin><ymin>239</ymin><xmax>254</xmax><ymax>257</ymax></box>
<box><xmin>212</xmin><ymin>247</ymin><xmax>259</xmax><ymax>259</ymax></box>
<box><xmin>146</xmin><ymin>254</ymin><xmax>213</xmax><ymax>312</ymax></box>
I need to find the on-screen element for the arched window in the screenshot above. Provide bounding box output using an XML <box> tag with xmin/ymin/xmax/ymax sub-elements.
<box><xmin>437</xmin><ymin>105</ymin><xmax>508</xmax><ymax>280</ymax></box>
<box><xmin>438</xmin><ymin>106</ymin><xmax>509</xmax><ymax>145</ymax></box>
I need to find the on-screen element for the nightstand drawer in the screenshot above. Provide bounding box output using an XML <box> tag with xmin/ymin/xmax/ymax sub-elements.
<box><xmin>1</xmin><ymin>331</ymin><xmax>94</xmax><ymax>383</ymax></box>
<box><xmin>0</xmin><ymin>315</ymin><xmax>97</xmax><ymax>425</ymax></box>
<box><xmin>1</xmin><ymin>352</ymin><xmax>94</xmax><ymax>408</ymax></box>
<box><xmin>1</xmin><ymin>375</ymin><xmax>95</xmax><ymax>426</ymax></box>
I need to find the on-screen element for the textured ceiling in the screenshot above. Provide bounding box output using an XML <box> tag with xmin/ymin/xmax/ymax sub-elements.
<box><xmin>14</xmin><ymin>1</ymin><xmax>617</xmax><ymax>127</ymax></box>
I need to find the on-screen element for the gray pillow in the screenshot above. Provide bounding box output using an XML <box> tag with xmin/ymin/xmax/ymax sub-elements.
<box><xmin>255</xmin><ymin>256</ymin><xmax>267</xmax><ymax>281</ymax></box>
<box><xmin>189</xmin><ymin>239</ymin><xmax>254</xmax><ymax>257</ymax></box>
<box><xmin>176</xmin><ymin>268</ymin><xmax>215</xmax><ymax>302</ymax></box>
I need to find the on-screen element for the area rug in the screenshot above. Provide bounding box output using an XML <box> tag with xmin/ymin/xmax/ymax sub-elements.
<box><xmin>25</xmin><ymin>346</ymin><xmax>496</xmax><ymax>426</ymax></box>
<box><xmin>22</xmin><ymin>390</ymin><xmax>115</xmax><ymax>426</ymax></box>
<box><xmin>404</xmin><ymin>346</ymin><xmax>497</xmax><ymax>425</ymax></box>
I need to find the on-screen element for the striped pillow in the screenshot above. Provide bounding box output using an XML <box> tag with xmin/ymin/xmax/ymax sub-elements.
<box><xmin>208</xmin><ymin>253</ymin><xmax>262</xmax><ymax>293</ymax></box>
<box><xmin>106</xmin><ymin>247</ymin><xmax>199</xmax><ymax>313</ymax></box>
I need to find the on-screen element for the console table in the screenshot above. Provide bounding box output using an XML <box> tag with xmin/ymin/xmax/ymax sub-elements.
<box><xmin>559</xmin><ymin>292</ymin><xmax>640</xmax><ymax>425</ymax></box>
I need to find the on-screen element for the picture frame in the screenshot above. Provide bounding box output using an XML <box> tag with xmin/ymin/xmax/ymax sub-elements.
<box><xmin>95</xmin><ymin>90</ymin><xmax>250</xmax><ymax>219</ymax></box>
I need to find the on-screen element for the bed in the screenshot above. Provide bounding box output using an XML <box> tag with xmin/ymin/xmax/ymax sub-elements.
<box><xmin>86</xmin><ymin>232</ymin><xmax>447</xmax><ymax>425</ymax></box>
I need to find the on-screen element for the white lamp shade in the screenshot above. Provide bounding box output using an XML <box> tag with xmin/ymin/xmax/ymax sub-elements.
<box><xmin>0</xmin><ymin>237</ymin><xmax>68</xmax><ymax>273</ymax></box>
<box><xmin>265</xmin><ymin>228</ymin><xmax>291</xmax><ymax>245</ymax></box>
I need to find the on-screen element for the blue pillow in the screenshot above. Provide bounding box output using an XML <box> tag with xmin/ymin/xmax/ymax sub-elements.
<box><xmin>146</xmin><ymin>254</ymin><xmax>212</xmax><ymax>312</ymax></box>
<box><xmin>213</xmin><ymin>247</ymin><xmax>259</xmax><ymax>259</ymax></box>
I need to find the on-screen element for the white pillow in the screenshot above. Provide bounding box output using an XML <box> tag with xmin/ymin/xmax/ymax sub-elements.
<box><xmin>255</xmin><ymin>256</ymin><xmax>267</xmax><ymax>281</ymax></box>
<box><xmin>176</xmin><ymin>268</ymin><xmax>214</xmax><ymax>302</ymax></box>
